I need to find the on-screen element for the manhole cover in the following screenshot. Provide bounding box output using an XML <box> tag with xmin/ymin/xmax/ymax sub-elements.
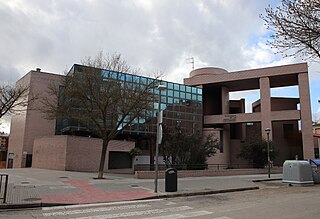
<box><xmin>130</xmin><ymin>185</ymin><xmax>140</xmax><ymax>188</ymax></box>
<box><xmin>59</xmin><ymin>176</ymin><xmax>69</xmax><ymax>179</ymax></box>
<box><xmin>23</xmin><ymin>198</ymin><xmax>41</xmax><ymax>201</ymax></box>
<box><xmin>21</xmin><ymin>181</ymin><xmax>30</xmax><ymax>184</ymax></box>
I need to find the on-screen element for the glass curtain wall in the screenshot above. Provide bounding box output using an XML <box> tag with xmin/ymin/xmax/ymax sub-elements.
<box><xmin>56</xmin><ymin>64</ymin><xmax>202</xmax><ymax>137</ymax></box>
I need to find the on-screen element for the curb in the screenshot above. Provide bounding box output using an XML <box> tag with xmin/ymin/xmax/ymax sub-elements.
<box><xmin>139</xmin><ymin>186</ymin><xmax>260</xmax><ymax>200</ymax></box>
<box><xmin>0</xmin><ymin>186</ymin><xmax>259</xmax><ymax>210</ymax></box>
<box><xmin>252</xmin><ymin>178</ymin><xmax>282</xmax><ymax>183</ymax></box>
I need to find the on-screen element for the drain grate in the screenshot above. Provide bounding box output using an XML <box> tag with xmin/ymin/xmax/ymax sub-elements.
<box><xmin>59</xmin><ymin>176</ymin><xmax>69</xmax><ymax>179</ymax></box>
<box><xmin>23</xmin><ymin>198</ymin><xmax>41</xmax><ymax>201</ymax></box>
<box><xmin>130</xmin><ymin>184</ymin><xmax>140</xmax><ymax>188</ymax></box>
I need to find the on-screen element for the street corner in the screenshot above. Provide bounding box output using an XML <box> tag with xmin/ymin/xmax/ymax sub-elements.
<box><xmin>40</xmin><ymin>189</ymin><xmax>156</xmax><ymax>205</ymax></box>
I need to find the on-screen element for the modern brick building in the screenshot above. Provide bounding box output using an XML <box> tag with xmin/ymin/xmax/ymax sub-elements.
<box><xmin>7</xmin><ymin>62</ymin><xmax>314</xmax><ymax>171</ymax></box>
<box><xmin>184</xmin><ymin>62</ymin><xmax>313</xmax><ymax>165</ymax></box>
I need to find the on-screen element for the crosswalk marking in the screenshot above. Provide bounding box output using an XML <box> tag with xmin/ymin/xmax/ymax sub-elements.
<box><xmin>144</xmin><ymin>210</ymin><xmax>213</xmax><ymax>219</ymax></box>
<box><xmin>42</xmin><ymin>199</ymin><xmax>164</xmax><ymax>211</ymax></box>
<box><xmin>69</xmin><ymin>206</ymin><xmax>193</xmax><ymax>219</ymax></box>
<box><xmin>43</xmin><ymin>204</ymin><xmax>150</xmax><ymax>217</ymax></box>
<box><xmin>212</xmin><ymin>217</ymin><xmax>234</xmax><ymax>219</ymax></box>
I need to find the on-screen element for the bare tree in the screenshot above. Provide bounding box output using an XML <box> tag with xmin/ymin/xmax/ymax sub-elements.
<box><xmin>0</xmin><ymin>84</ymin><xmax>30</xmax><ymax>120</ymax></box>
<box><xmin>42</xmin><ymin>52</ymin><xmax>159</xmax><ymax>179</ymax></box>
<box><xmin>261</xmin><ymin>0</ymin><xmax>320</xmax><ymax>60</ymax></box>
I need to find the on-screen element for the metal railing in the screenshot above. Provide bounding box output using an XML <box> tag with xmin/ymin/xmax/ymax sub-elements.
<box><xmin>0</xmin><ymin>174</ymin><xmax>8</xmax><ymax>203</ymax></box>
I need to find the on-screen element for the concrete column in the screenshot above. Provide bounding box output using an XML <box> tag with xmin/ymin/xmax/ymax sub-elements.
<box><xmin>240</xmin><ymin>99</ymin><xmax>246</xmax><ymax>141</ymax></box>
<box><xmin>221</xmin><ymin>86</ymin><xmax>230</xmax><ymax>164</ymax></box>
<box><xmin>259</xmin><ymin>77</ymin><xmax>272</xmax><ymax>140</ymax></box>
<box><xmin>298</xmin><ymin>73</ymin><xmax>314</xmax><ymax>159</ymax></box>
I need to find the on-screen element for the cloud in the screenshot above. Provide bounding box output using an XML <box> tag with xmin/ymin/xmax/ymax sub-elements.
<box><xmin>0</xmin><ymin>0</ymin><xmax>319</xmax><ymax>129</ymax></box>
<box><xmin>0</xmin><ymin>65</ymin><xmax>21</xmax><ymax>84</ymax></box>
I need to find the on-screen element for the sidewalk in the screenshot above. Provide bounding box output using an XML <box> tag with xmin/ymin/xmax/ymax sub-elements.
<box><xmin>0</xmin><ymin>168</ymin><xmax>282</xmax><ymax>209</ymax></box>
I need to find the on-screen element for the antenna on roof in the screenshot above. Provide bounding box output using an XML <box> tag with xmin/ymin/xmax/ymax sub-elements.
<box><xmin>186</xmin><ymin>57</ymin><xmax>194</xmax><ymax>70</ymax></box>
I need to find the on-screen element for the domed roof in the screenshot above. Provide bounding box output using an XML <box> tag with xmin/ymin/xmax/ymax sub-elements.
<box><xmin>190</xmin><ymin>67</ymin><xmax>228</xmax><ymax>78</ymax></box>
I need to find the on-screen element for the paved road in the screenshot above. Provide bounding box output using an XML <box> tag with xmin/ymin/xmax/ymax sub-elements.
<box><xmin>2</xmin><ymin>181</ymin><xmax>320</xmax><ymax>219</ymax></box>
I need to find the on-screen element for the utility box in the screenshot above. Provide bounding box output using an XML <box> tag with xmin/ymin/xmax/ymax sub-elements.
<box><xmin>282</xmin><ymin>160</ymin><xmax>313</xmax><ymax>185</ymax></box>
<box><xmin>310</xmin><ymin>159</ymin><xmax>320</xmax><ymax>184</ymax></box>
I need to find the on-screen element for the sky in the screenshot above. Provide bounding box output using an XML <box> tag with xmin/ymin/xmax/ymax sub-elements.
<box><xmin>0</xmin><ymin>0</ymin><xmax>319</xmax><ymax>133</ymax></box>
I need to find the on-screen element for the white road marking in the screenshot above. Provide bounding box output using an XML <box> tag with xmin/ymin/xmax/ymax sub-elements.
<box><xmin>145</xmin><ymin>210</ymin><xmax>213</xmax><ymax>219</ymax></box>
<box><xmin>212</xmin><ymin>217</ymin><xmax>234</xmax><ymax>219</ymax></box>
<box><xmin>70</xmin><ymin>206</ymin><xmax>193</xmax><ymax>219</ymax></box>
<box><xmin>43</xmin><ymin>204</ymin><xmax>150</xmax><ymax>217</ymax></box>
<box><xmin>165</xmin><ymin>201</ymin><xmax>177</xmax><ymax>205</ymax></box>
<box><xmin>42</xmin><ymin>198</ymin><xmax>164</xmax><ymax>211</ymax></box>
<box><xmin>49</xmin><ymin>186</ymin><xmax>75</xmax><ymax>189</ymax></box>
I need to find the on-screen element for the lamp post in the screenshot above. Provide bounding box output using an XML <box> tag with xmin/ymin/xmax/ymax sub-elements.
<box><xmin>265</xmin><ymin>128</ymin><xmax>271</xmax><ymax>178</ymax></box>
<box><xmin>154</xmin><ymin>84</ymin><xmax>166</xmax><ymax>193</ymax></box>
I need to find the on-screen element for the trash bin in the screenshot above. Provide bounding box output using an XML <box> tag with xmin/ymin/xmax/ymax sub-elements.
<box><xmin>282</xmin><ymin>160</ymin><xmax>313</xmax><ymax>185</ymax></box>
<box><xmin>310</xmin><ymin>159</ymin><xmax>320</xmax><ymax>183</ymax></box>
<box><xmin>165</xmin><ymin>168</ymin><xmax>177</xmax><ymax>192</ymax></box>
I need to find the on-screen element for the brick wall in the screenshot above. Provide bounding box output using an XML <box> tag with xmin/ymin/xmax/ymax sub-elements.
<box><xmin>33</xmin><ymin>135</ymin><xmax>67</xmax><ymax>170</ymax></box>
<box><xmin>33</xmin><ymin>135</ymin><xmax>135</xmax><ymax>172</ymax></box>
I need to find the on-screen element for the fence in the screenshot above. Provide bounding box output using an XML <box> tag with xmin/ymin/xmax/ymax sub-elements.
<box><xmin>0</xmin><ymin>174</ymin><xmax>8</xmax><ymax>203</ymax></box>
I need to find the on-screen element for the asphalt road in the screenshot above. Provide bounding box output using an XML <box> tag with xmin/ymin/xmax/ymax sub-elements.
<box><xmin>1</xmin><ymin>181</ymin><xmax>320</xmax><ymax>219</ymax></box>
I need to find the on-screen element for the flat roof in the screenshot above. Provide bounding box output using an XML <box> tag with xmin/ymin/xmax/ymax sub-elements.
<box><xmin>184</xmin><ymin>63</ymin><xmax>308</xmax><ymax>91</ymax></box>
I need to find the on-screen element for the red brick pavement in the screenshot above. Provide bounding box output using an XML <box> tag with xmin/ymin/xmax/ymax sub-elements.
<box><xmin>40</xmin><ymin>180</ymin><xmax>155</xmax><ymax>204</ymax></box>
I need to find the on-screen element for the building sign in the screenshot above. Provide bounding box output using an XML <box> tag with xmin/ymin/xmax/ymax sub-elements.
<box><xmin>223</xmin><ymin>114</ymin><xmax>236</xmax><ymax>122</ymax></box>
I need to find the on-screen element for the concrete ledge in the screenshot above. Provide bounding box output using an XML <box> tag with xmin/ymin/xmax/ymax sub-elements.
<box><xmin>135</xmin><ymin>168</ymin><xmax>283</xmax><ymax>179</ymax></box>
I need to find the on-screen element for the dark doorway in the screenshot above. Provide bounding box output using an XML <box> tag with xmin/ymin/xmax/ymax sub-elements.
<box><xmin>26</xmin><ymin>154</ymin><xmax>32</xmax><ymax>167</ymax></box>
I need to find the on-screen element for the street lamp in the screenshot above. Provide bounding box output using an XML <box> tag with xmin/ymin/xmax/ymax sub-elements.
<box><xmin>154</xmin><ymin>84</ymin><xmax>166</xmax><ymax>193</ymax></box>
<box><xmin>265</xmin><ymin>128</ymin><xmax>271</xmax><ymax>178</ymax></box>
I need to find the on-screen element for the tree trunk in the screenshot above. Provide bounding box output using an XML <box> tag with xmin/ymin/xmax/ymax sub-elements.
<box><xmin>97</xmin><ymin>138</ymin><xmax>109</xmax><ymax>179</ymax></box>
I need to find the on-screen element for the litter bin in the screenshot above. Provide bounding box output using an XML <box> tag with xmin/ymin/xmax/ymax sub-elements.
<box><xmin>165</xmin><ymin>168</ymin><xmax>177</xmax><ymax>192</ymax></box>
<box><xmin>310</xmin><ymin>159</ymin><xmax>320</xmax><ymax>183</ymax></box>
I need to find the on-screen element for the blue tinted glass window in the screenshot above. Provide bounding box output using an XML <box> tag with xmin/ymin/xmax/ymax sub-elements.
<box><xmin>160</xmin><ymin>89</ymin><xmax>167</xmax><ymax>96</ymax></box>
<box><xmin>141</xmin><ymin>77</ymin><xmax>147</xmax><ymax>84</ymax></box>
<box><xmin>180</xmin><ymin>85</ymin><xmax>186</xmax><ymax>92</ymax></box>
<box><xmin>186</xmin><ymin>93</ymin><xmax>191</xmax><ymax>99</ymax></box>
<box><xmin>160</xmin><ymin>103</ymin><xmax>166</xmax><ymax>110</ymax></box>
<box><xmin>148</xmin><ymin>78</ymin><xmax>154</xmax><ymax>84</ymax></box>
<box><xmin>111</xmin><ymin>72</ymin><xmax>117</xmax><ymax>79</ymax></box>
<box><xmin>168</xmin><ymin>97</ymin><xmax>173</xmax><ymax>104</ymax></box>
<box><xmin>180</xmin><ymin>92</ymin><xmax>186</xmax><ymax>99</ymax></box>
<box><xmin>174</xmin><ymin>84</ymin><xmax>179</xmax><ymax>91</ymax></box>
<box><xmin>140</xmin><ymin>84</ymin><xmax>146</xmax><ymax>89</ymax></box>
<box><xmin>174</xmin><ymin>98</ymin><xmax>179</xmax><ymax>104</ymax></box>
<box><xmin>168</xmin><ymin>83</ymin><xmax>173</xmax><ymax>89</ymax></box>
<box><xmin>197</xmin><ymin>88</ymin><xmax>202</xmax><ymax>94</ymax></box>
<box><xmin>192</xmin><ymin>87</ymin><xmax>197</xmax><ymax>94</ymax></box>
<box><xmin>161</xmin><ymin>96</ymin><xmax>166</xmax><ymax>103</ymax></box>
<box><xmin>118</xmin><ymin>73</ymin><xmax>125</xmax><ymax>81</ymax></box>
<box><xmin>192</xmin><ymin>94</ymin><xmax>197</xmax><ymax>100</ymax></box>
<box><xmin>133</xmin><ymin>76</ymin><xmax>140</xmax><ymax>83</ymax></box>
<box><xmin>126</xmin><ymin>74</ymin><xmax>132</xmax><ymax>82</ymax></box>
<box><xmin>174</xmin><ymin>90</ymin><xmax>179</xmax><ymax>98</ymax></box>
<box><xmin>168</xmin><ymin>90</ymin><xmax>173</xmax><ymax>97</ymax></box>
<box><xmin>161</xmin><ymin>81</ymin><xmax>167</xmax><ymax>87</ymax></box>
<box><xmin>197</xmin><ymin>95</ymin><xmax>202</xmax><ymax>101</ymax></box>
<box><xmin>186</xmin><ymin>86</ymin><xmax>191</xmax><ymax>92</ymax></box>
